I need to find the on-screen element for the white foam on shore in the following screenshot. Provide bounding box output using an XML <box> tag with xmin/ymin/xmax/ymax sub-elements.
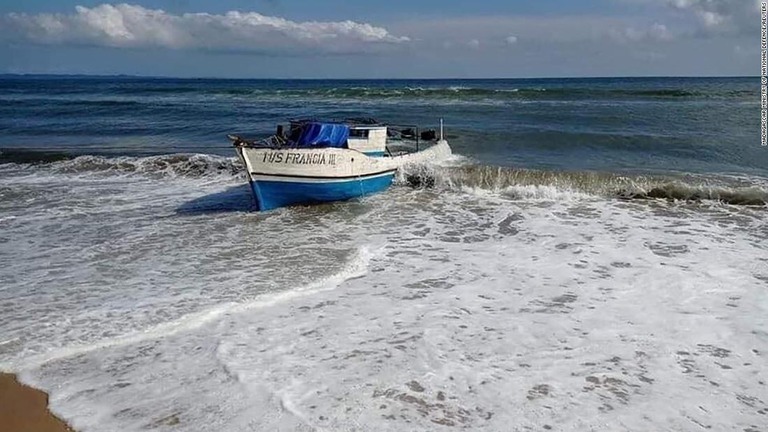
<box><xmin>1</xmin><ymin>164</ymin><xmax>767</xmax><ymax>431</ymax></box>
<box><xmin>6</xmin><ymin>245</ymin><xmax>372</xmax><ymax>372</ymax></box>
<box><xmin>207</xmin><ymin>196</ymin><xmax>768</xmax><ymax>431</ymax></box>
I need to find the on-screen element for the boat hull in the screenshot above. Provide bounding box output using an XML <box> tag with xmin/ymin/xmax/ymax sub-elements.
<box><xmin>235</xmin><ymin>141</ymin><xmax>451</xmax><ymax>210</ymax></box>
<box><xmin>250</xmin><ymin>171</ymin><xmax>396</xmax><ymax>210</ymax></box>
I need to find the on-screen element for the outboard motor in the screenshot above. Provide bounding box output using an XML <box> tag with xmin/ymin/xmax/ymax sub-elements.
<box><xmin>420</xmin><ymin>129</ymin><xmax>437</xmax><ymax>141</ymax></box>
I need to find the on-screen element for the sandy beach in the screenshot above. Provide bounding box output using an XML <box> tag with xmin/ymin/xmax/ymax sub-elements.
<box><xmin>0</xmin><ymin>373</ymin><xmax>73</xmax><ymax>432</ymax></box>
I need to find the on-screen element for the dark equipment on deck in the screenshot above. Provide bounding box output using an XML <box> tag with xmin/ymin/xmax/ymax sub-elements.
<box><xmin>420</xmin><ymin>129</ymin><xmax>437</xmax><ymax>141</ymax></box>
<box><xmin>399</xmin><ymin>128</ymin><xmax>416</xmax><ymax>139</ymax></box>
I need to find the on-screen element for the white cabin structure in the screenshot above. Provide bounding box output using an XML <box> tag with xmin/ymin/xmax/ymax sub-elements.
<box><xmin>347</xmin><ymin>126</ymin><xmax>388</xmax><ymax>156</ymax></box>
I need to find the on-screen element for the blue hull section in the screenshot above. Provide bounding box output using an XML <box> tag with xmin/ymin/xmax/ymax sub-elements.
<box><xmin>251</xmin><ymin>173</ymin><xmax>395</xmax><ymax>210</ymax></box>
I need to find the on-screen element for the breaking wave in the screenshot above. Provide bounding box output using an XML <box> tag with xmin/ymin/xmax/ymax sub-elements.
<box><xmin>0</xmin><ymin>149</ymin><xmax>73</xmax><ymax>164</ymax></box>
<box><xmin>402</xmin><ymin>164</ymin><xmax>768</xmax><ymax>206</ymax></box>
<box><xmin>3</xmin><ymin>151</ymin><xmax>766</xmax><ymax>206</ymax></box>
<box><xmin>205</xmin><ymin>86</ymin><xmax>721</xmax><ymax>101</ymax></box>
<box><xmin>54</xmin><ymin>154</ymin><xmax>243</xmax><ymax>178</ymax></box>
<box><xmin>1</xmin><ymin>151</ymin><xmax>243</xmax><ymax>179</ymax></box>
<box><xmin>70</xmin><ymin>85</ymin><xmax>748</xmax><ymax>101</ymax></box>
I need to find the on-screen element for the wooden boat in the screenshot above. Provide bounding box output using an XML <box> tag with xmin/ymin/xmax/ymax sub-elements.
<box><xmin>229</xmin><ymin>119</ymin><xmax>451</xmax><ymax>210</ymax></box>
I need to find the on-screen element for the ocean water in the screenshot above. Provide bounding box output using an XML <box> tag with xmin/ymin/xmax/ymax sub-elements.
<box><xmin>0</xmin><ymin>76</ymin><xmax>766</xmax><ymax>431</ymax></box>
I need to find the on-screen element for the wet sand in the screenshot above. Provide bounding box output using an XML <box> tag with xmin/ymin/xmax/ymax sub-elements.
<box><xmin>0</xmin><ymin>373</ymin><xmax>73</xmax><ymax>432</ymax></box>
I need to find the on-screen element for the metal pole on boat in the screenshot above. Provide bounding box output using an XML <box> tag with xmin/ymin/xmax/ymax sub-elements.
<box><xmin>416</xmin><ymin>126</ymin><xmax>420</xmax><ymax>152</ymax></box>
<box><xmin>440</xmin><ymin>118</ymin><xmax>444</xmax><ymax>141</ymax></box>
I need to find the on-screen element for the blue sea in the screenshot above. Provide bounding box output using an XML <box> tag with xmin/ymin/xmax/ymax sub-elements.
<box><xmin>0</xmin><ymin>76</ymin><xmax>766</xmax><ymax>431</ymax></box>
<box><xmin>0</xmin><ymin>77</ymin><xmax>763</xmax><ymax>174</ymax></box>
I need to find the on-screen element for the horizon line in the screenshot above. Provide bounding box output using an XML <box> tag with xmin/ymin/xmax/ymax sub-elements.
<box><xmin>0</xmin><ymin>73</ymin><xmax>757</xmax><ymax>80</ymax></box>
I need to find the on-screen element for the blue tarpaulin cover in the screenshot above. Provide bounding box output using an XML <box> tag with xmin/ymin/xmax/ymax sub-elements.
<box><xmin>295</xmin><ymin>122</ymin><xmax>350</xmax><ymax>148</ymax></box>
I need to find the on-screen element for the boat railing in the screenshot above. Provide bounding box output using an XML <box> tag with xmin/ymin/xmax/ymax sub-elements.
<box><xmin>386</xmin><ymin>124</ymin><xmax>440</xmax><ymax>152</ymax></box>
<box><xmin>229</xmin><ymin>120</ymin><xmax>441</xmax><ymax>152</ymax></box>
<box><xmin>227</xmin><ymin>134</ymin><xmax>282</xmax><ymax>148</ymax></box>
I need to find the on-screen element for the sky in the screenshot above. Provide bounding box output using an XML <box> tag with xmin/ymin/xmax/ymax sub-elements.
<box><xmin>0</xmin><ymin>0</ymin><xmax>760</xmax><ymax>78</ymax></box>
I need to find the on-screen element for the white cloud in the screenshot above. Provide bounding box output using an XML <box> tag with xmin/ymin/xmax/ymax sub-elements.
<box><xmin>394</xmin><ymin>15</ymin><xmax>676</xmax><ymax>47</ymax></box>
<box><xmin>734</xmin><ymin>44</ymin><xmax>757</xmax><ymax>58</ymax></box>
<box><xmin>648</xmin><ymin>23</ymin><xmax>673</xmax><ymax>40</ymax></box>
<box><xmin>467</xmin><ymin>39</ymin><xmax>481</xmax><ymax>49</ymax></box>
<box><xmin>666</xmin><ymin>0</ymin><xmax>759</xmax><ymax>35</ymax></box>
<box><xmin>1</xmin><ymin>3</ymin><xmax>409</xmax><ymax>54</ymax></box>
<box><xmin>612</xmin><ymin>22</ymin><xmax>674</xmax><ymax>42</ymax></box>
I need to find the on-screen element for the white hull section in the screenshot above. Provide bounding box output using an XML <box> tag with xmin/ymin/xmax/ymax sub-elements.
<box><xmin>237</xmin><ymin>140</ymin><xmax>452</xmax><ymax>180</ymax></box>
